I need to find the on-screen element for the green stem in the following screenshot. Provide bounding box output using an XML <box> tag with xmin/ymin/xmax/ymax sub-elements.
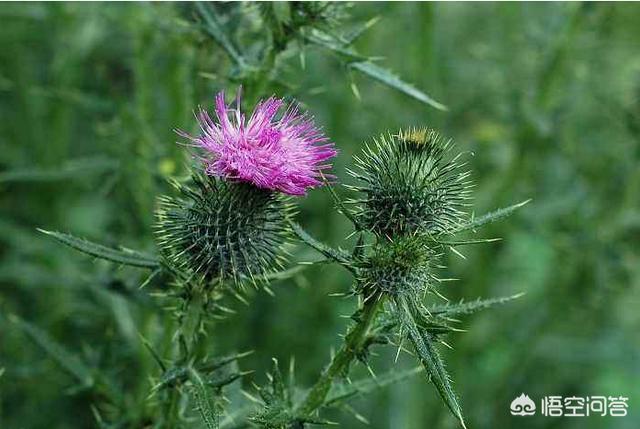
<box><xmin>296</xmin><ymin>296</ymin><xmax>384</xmax><ymax>417</ymax></box>
<box><xmin>162</xmin><ymin>288</ymin><xmax>207</xmax><ymax>427</ymax></box>
<box><xmin>181</xmin><ymin>289</ymin><xmax>206</xmax><ymax>361</ymax></box>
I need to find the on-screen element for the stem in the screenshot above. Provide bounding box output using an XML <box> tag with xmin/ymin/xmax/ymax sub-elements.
<box><xmin>162</xmin><ymin>287</ymin><xmax>207</xmax><ymax>427</ymax></box>
<box><xmin>296</xmin><ymin>296</ymin><xmax>384</xmax><ymax>417</ymax></box>
<box><xmin>181</xmin><ymin>289</ymin><xmax>206</xmax><ymax>361</ymax></box>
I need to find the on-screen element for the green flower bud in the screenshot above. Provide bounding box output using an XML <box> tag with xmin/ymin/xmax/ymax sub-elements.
<box><xmin>357</xmin><ymin>234</ymin><xmax>438</xmax><ymax>299</ymax></box>
<box><xmin>349</xmin><ymin>127</ymin><xmax>472</xmax><ymax>237</ymax></box>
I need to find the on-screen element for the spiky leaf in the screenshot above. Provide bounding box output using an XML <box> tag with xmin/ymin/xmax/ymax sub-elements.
<box><xmin>189</xmin><ymin>368</ymin><xmax>220</xmax><ymax>429</ymax></box>
<box><xmin>430</xmin><ymin>293</ymin><xmax>525</xmax><ymax>317</ymax></box>
<box><xmin>38</xmin><ymin>229</ymin><xmax>159</xmax><ymax>269</ymax></box>
<box><xmin>9</xmin><ymin>314</ymin><xmax>94</xmax><ymax>387</ymax></box>
<box><xmin>196</xmin><ymin>3</ymin><xmax>247</xmax><ymax>68</ymax></box>
<box><xmin>395</xmin><ymin>296</ymin><xmax>466</xmax><ymax>428</ymax></box>
<box><xmin>453</xmin><ymin>200</ymin><xmax>530</xmax><ymax>234</ymax></box>
<box><xmin>0</xmin><ymin>157</ymin><xmax>117</xmax><ymax>183</ymax></box>
<box><xmin>350</xmin><ymin>62</ymin><xmax>447</xmax><ymax>111</ymax></box>
<box><xmin>290</xmin><ymin>222</ymin><xmax>352</xmax><ymax>267</ymax></box>
<box><xmin>326</xmin><ymin>366</ymin><xmax>422</xmax><ymax>406</ymax></box>
<box><xmin>306</xmin><ymin>31</ymin><xmax>445</xmax><ymax>110</ymax></box>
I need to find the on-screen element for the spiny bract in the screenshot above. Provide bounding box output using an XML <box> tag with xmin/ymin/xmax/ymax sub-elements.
<box><xmin>348</xmin><ymin>127</ymin><xmax>472</xmax><ymax>237</ymax></box>
<box><xmin>154</xmin><ymin>174</ymin><xmax>294</xmax><ymax>286</ymax></box>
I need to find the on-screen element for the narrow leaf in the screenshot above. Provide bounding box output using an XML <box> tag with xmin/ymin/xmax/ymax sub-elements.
<box><xmin>430</xmin><ymin>293</ymin><xmax>525</xmax><ymax>317</ymax></box>
<box><xmin>260</xmin><ymin>265</ymin><xmax>307</xmax><ymax>282</ymax></box>
<box><xmin>200</xmin><ymin>351</ymin><xmax>254</xmax><ymax>373</ymax></box>
<box><xmin>453</xmin><ymin>200</ymin><xmax>531</xmax><ymax>234</ymax></box>
<box><xmin>437</xmin><ymin>238</ymin><xmax>502</xmax><ymax>246</ymax></box>
<box><xmin>343</xmin><ymin>16</ymin><xmax>381</xmax><ymax>46</ymax></box>
<box><xmin>350</xmin><ymin>61</ymin><xmax>447</xmax><ymax>111</ymax></box>
<box><xmin>38</xmin><ymin>229</ymin><xmax>159</xmax><ymax>269</ymax></box>
<box><xmin>304</xmin><ymin>30</ymin><xmax>368</xmax><ymax>61</ymax></box>
<box><xmin>10</xmin><ymin>314</ymin><xmax>94</xmax><ymax>387</ymax></box>
<box><xmin>306</xmin><ymin>30</ymin><xmax>445</xmax><ymax>110</ymax></box>
<box><xmin>352</xmin><ymin>233</ymin><xmax>365</xmax><ymax>260</ymax></box>
<box><xmin>0</xmin><ymin>157</ymin><xmax>117</xmax><ymax>184</ymax></box>
<box><xmin>290</xmin><ymin>222</ymin><xmax>353</xmax><ymax>268</ymax></box>
<box><xmin>321</xmin><ymin>172</ymin><xmax>361</xmax><ymax>229</ymax></box>
<box><xmin>190</xmin><ymin>368</ymin><xmax>220</xmax><ymax>429</ymax></box>
<box><xmin>140</xmin><ymin>334</ymin><xmax>167</xmax><ymax>372</ymax></box>
<box><xmin>325</xmin><ymin>366</ymin><xmax>423</xmax><ymax>406</ymax></box>
<box><xmin>395</xmin><ymin>296</ymin><xmax>466</xmax><ymax>428</ymax></box>
<box><xmin>196</xmin><ymin>3</ymin><xmax>247</xmax><ymax>68</ymax></box>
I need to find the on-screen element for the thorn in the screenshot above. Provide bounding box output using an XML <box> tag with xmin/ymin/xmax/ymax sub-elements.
<box><xmin>439</xmin><ymin>339</ymin><xmax>454</xmax><ymax>350</ymax></box>
<box><xmin>241</xmin><ymin>390</ymin><xmax>261</xmax><ymax>404</ymax></box>
<box><xmin>394</xmin><ymin>336</ymin><xmax>404</xmax><ymax>363</ymax></box>
<box><xmin>450</xmin><ymin>246</ymin><xmax>466</xmax><ymax>260</ymax></box>
<box><xmin>459</xmin><ymin>414</ymin><xmax>468</xmax><ymax>429</ymax></box>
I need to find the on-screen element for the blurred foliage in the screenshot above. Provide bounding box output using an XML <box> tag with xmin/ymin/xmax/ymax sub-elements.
<box><xmin>1</xmin><ymin>2</ymin><xmax>639</xmax><ymax>429</ymax></box>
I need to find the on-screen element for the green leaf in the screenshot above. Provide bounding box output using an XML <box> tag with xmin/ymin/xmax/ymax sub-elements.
<box><xmin>325</xmin><ymin>366</ymin><xmax>422</xmax><ymax>406</ymax></box>
<box><xmin>152</xmin><ymin>352</ymin><xmax>250</xmax><ymax>393</ymax></box>
<box><xmin>290</xmin><ymin>222</ymin><xmax>353</xmax><ymax>269</ymax></box>
<box><xmin>189</xmin><ymin>368</ymin><xmax>220</xmax><ymax>429</ymax></box>
<box><xmin>343</xmin><ymin>16</ymin><xmax>381</xmax><ymax>46</ymax></box>
<box><xmin>437</xmin><ymin>238</ymin><xmax>502</xmax><ymax>246</ymax></box>
<box><xmin>349</xmin><ymin>61</ymin><xmax>447</xmax><ymax>111</ymax></box>
<box><xmin>305</xmin><ymin>30</ymin><xmax>446</xmax><ymax>110</ymax></box>
<box><xmin>260</xmin><ymin>265</ymin><xmax>307</xmax><ymax>282</ymax></box>
<box><xmin>0</xmin><ymin>157</ymin><xmax>117</xmax><ymax>184</ymax></box>
<box><xmin>139</xmin><ymin>334</ymin><xmax>167</xmax><ymax>372</ymax></box>
<box><xmin>321</xmin><ymin>172</ymin><xmax>361</xmax><ymax>229</ymax></box>
<box><xmin>352</xmin><ymin>233</ymin><xmax>365</xmax><ymax>260</ymax></box>
<box><xmin>196</xmin><ymin>3</ymin><xmax>247</xmax><ymax>69</ymax></box>
<box><xmin>430</xmin><ymin>293</ymin><xmax>525</xmax><ymax>317</ymax></box>
<box><xmin>453</xmin><ymin>199</ymin><xmax>531</xmax><ymax>234</ymax></box>
<box><xmin>395</xmin><ymin>296</ymin><xmax>466</xmax><ymax>428</ymax></box>
<box><xmin>38</xmin><ymin>229</ymin><xmax>159</xmax><ymax>269</ymax></box>
<box><xmin>269</xmin><ymin>358</ymin><xmax>287</xmax><ymax>405</ymax></box>
<box><xmin>9</xmin><ymin>314</ymin><xmax>94</xmax><ymax>387</ymax></box>
<box><xmin>199</xmin><ymin>351</ymin><xmax>254</xmax><ymax>373</ymax></box>
<box><xmin>304</xmin><ymin>30</ymin><xmax>368</xmax><ymax>61</ymax></box>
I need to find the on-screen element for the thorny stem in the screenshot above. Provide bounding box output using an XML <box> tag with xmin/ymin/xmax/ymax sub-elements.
<box><xmin>180</xmin><ymin>288</ymin><xmax>206</xmax><ymax>360</ymax></box>
<box><xmin>296</xmin><ymin>295</ymin><xmax>384</xmax><ymax>418</ymax></box>
<box><xmin>163</xmin><ymin>287</ymin><xmax>207</xmax><ymax>427</ymax></box>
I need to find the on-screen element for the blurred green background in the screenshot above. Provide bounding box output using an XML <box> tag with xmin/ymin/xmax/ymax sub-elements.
<box><xmin>1</xmin><ymin>2</ymin><xmax>639</xmax><ymax>429</ymax></box>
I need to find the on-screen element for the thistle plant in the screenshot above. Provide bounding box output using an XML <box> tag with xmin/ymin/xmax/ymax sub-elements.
<box><xmin>288</xmin><ymin>128</ymin><xmax>528</xmax><ymax>428</ymax></box>
<box><xmin>24</xmin><ymin>6</ymin><xmax>527</xmax><ymax>429</ymax></box>
<box><xmin>36</xmin><ymin>90</ymin><xmax>527</xmax><ymax>427</ymax></box>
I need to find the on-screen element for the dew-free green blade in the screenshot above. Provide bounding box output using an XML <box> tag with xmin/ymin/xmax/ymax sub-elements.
<box><xmin>38</xmin><ymin>229</ymin><xmax>159</xmax><ymax>269</ymax></box>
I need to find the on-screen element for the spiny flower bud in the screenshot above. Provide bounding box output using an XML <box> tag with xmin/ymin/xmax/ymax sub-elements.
<box><xmin>349</xmin><ymin>127</ymin><xmax>472</xmax><ymax>237</ymax></box>
<box><xmin>356</xmin><ymin>234</ymin><xmax>439</xmax><ymax>300</ymax></box>
<box><xmin>154</xmin><ymin>174</ymin><xmax>295</xmax><ymax>286</ymax></box>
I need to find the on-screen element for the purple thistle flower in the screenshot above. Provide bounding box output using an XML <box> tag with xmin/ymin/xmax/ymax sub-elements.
<box><xmin>180</xmin><ymin>90</ymin><xmax>337</xmax><ymax>196</ymax></box>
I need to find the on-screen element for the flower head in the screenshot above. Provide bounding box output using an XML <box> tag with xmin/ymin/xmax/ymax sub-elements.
<box><xmin>155</xmin><ymin>174</ymin><xmax>294</xmax><ymax>286</ymax></box>
<box><xmin>350</xmin><ymin>127</ymin><xmax>472</xmax><ymax>237</ymax></box>
<box><xmin>180</xmin><ymin>90</ymin><xmax>337</xmax><ymax>196</ymax></box>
